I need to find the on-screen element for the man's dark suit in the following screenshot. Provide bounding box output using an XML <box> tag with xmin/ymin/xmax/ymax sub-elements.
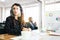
<box><xmin>26</xmin><ymin>22</ymin><xmax>38</xmax><ymax>30</ymax></box>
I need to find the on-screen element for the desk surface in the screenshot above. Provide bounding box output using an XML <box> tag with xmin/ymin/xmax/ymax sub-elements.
<box><xmin>0</xmin><ymin>34</ymin><xmax>15</xmax><ymax>40</ymax></box>
<box><xmin>0</xmin><ymin>32</ymin><xmax>60</xmax><ymax>40</ymax></box>
<box><xmin>47</xmin><ymin>32</ymin><xmax>60</xmax><ymax>36</ymax></box>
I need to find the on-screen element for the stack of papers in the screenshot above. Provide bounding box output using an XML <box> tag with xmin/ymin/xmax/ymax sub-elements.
<box><xmin>10</xmin><ymin>36</ymin><xmax>22</xmax><ymax>40</ymax></box>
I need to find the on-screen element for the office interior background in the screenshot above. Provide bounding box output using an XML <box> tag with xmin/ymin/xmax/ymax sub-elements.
<box><xmin>0</xmin><ymin>0</ymin><xmax>60</xmax><ymax>32</ymax></box>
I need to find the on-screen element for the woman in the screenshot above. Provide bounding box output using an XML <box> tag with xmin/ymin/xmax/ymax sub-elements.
<box><xmin>4</xmin><ymin>3</ymin><xmax>24</xmax><ymax>36</ymax></box>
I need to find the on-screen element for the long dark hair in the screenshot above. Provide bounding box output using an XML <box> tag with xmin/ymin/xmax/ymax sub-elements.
<box><xmin>10</xmin><ymin>3</ymin><xmax>23</xmax><ymax>16</ymax></box>
<box><xmin>10</xmin><ymin>3</ymin><xmax>24</xmax><ymax>27</ymax></box>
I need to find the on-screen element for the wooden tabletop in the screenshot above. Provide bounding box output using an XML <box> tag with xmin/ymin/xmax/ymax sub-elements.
<box><xmin>0</xmin><ymin>34</ymin><xmax>15</xmax><ymax>40</ymax></box>
<box><xmin>47</xmin><ymin>31</ymin><xmax>60</xmax><ymax>36</ymax></box>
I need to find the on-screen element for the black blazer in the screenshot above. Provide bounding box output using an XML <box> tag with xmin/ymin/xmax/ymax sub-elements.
<box><xmin>4</xmin><ymin>16</ymin><xmax>21</xmax><ymax>36</ymax></box>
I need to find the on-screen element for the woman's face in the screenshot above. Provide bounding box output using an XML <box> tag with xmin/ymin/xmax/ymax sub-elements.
<box><xmin>13</xmin><ymin>5</ymin><xmax>21</xmax><ymax>17</ymax></box>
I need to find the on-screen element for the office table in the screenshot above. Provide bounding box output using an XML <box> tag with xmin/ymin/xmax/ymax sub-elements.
<box><xmin>0</xmin><ymin>32</ymin><xmax>60</xmax><ymax>40</ymax></box>
<box><xmin>0</xmin><ymin>34</ymin><xmax>15</xmax><ymax>40</ymax></box>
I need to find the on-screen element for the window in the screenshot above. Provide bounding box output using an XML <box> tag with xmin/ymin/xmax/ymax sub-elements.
<box><xmin>0</xmin><ymin>8</ymin><xmax>2</xmax><ymax>22</ymax></box>
<box><xmin>2</xmin><ymin>8</ymin><xmax>10</xmax><ymax>22</ymax></box>
<box><xmin>23</xmin><ymin>3</ymin><xmax>41</xmax><ymax>28</ymax></box>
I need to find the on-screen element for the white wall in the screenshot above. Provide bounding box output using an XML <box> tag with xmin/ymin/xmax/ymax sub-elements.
<box><xmin>43</xmin><ymin>3</ymin><xmax>60</xmax><ymax>31</ymax></box>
